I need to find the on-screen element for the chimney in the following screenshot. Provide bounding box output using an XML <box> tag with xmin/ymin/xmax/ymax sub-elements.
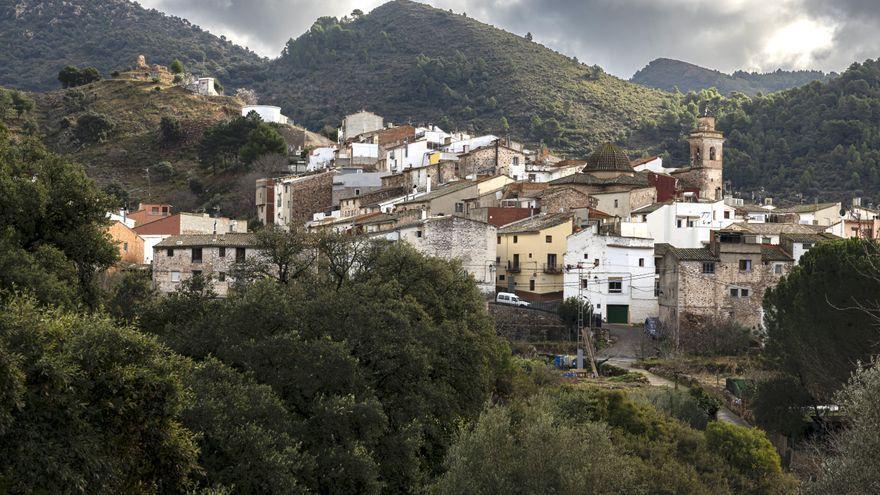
<box><xmin>421</xmin><ymin>207</ymin><xmax>427</xmax><ymax>220</ymax></box>
<box><xmin>462</xmin><ymin>144</ymin><xmax>469</xmax><ymax>153</ymax></box>
<box><xmin>854</xmin><ymin>197</ymin><xmax>863</xmax><ymax>207</ymax></box>
<box><xmin>426</xmin><ymin>175</ymin><xmax>432</xmax><ymax>193</ymax></box>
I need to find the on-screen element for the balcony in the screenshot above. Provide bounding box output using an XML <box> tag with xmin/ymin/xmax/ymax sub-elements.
<box><xmin>543</xmin><ymin>263</ymin><xmax>563</xmax><ymax>274</ymax></box>
<box><xmin>507</xmin><ymin>261</ymin><xmax>521</xmax><ymax>273</ymax></box>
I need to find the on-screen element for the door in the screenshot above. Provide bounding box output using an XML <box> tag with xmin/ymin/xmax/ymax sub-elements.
<box><xmin>606</xmin><ymin>305</ymin><xmax>629</xmax><ymax>324</ymax></box>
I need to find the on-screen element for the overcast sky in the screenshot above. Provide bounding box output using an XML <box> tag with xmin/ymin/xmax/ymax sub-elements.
<box><xmin>139</xmin><ymin>0</ymin><xmax>878</xmax><ymax>77</ymax></box>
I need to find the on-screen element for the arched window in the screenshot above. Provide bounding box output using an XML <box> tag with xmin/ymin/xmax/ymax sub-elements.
<box><xmin>693</xmin><ymin>147</ymin><xmax>701</xmax><ymax>164</ymax></box>
<box><xmin>709</xmin><ymin>147</ymin><xmax>717</xmax><ymax>161</ymax></box>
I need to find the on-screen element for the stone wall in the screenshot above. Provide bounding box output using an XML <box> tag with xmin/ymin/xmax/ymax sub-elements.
<box><xmin>488</xmin><ymin>303</ymin><xmax>569</xmax><ymax>341</ymax></box>
<box><xmin>459</xmin><ymin>144</ymin><xmax>525</xmax><ymax>177</ymax></box>
<box><xmin>152</xmin><ymin>245</ymin><xmax>259</xmax><ymax>297</ymax></box>
<box><xmin>289</xmin><ymin>171</ymin><xmax>334</xmax><ymax>224</ymax></box>
<box><xmin>541</xmin><ymin>187</ymin><xmax>591</xmax><ymax>213</ymax></box>
<box><xmin>407</xmin><ymin>216</ymin><xmax>497</xmax><ymax>291</ymax></box>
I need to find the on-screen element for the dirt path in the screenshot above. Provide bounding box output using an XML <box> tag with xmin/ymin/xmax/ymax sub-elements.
<box><xmin>598</xmin><ymin>325</ymin><xmax>750</xmax><ymax>427</ymax></box>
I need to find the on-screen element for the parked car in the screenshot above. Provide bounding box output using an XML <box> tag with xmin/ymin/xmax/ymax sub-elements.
<box><xmin>496</xmin><ymin>292</ymin><xmax>530</xmax><ymax>307</ymax></box>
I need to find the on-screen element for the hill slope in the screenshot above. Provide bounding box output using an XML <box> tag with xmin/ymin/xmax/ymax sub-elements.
<box><xmin>0</xmin><ymin>0</ymin><xmax>266</xmax><ymax>91</ymax></box>
<box><xmin>257</xmin><ymin>0</ymin><xmax>672</xmax><ymax>153</ymax></box>
<box><xmin>631</xmin><ymin>58</ymin><xmax>833</xmax><ymax>96</ymax></box>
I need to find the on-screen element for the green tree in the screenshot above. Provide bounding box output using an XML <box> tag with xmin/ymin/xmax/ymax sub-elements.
<box><xmin>170</xmin><ymin>59</ymin><xmax>185</xmax><ymax>74</ymax></box>
<box><xmin>525</xmin><ymin>32</ymin><xmax>533</xmax><ymax>41</ymax></box>
<box><xmin>0</xmin><ymin>135</ymin><xmax>118</xmax><ymax>307</ymax></box>
<box><xmin>809</xmin><ymin>360</ymin><xmax>880</xmax><ymax>494</ymax></box>
<box><xmin>9</xmin><ymin>91</ymin><xmax>34</xmax><ymax>117</ymax></box>
<box><xmin>160</xmin><ymin>115</ymin><xmax>185</xmax><ymax>143</ymax></box>
<box><xmin>58</xmin><ymin>66</ymin><xmax>101</xmax><ymax>88</ymax></box>
<box><xmin>0</xmin><ymin>297</ymin><xmax>200</xmax><ymax>493</ymax></box>
<box><xmin>760</xmin><ymin>239</ymin><xmax>880</xmax><ymax>421</ymax></box>
<box><xmin>239</xmin><ymin>123</ymin><xmax>287</xmax><ymax>165</ymax></box>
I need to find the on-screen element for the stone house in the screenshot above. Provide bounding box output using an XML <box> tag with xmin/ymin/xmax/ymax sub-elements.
<box><xmin>657</xmin><ymin>230</ymin><xmax>794</xmax><ymax>338</ymax></box>
<box><xmin>455</xmin><ymin>139</ymin><xmax>526</xmax><ymax>179</ymax></box>
<box><xmin>339</xmin><ymin>186</ymin><xmax>407</xmax><ymax>218</ymax></box>
<box><xmin>669</xmin><ymin>117</ymin><xmax>725</xmax><ymax>200</ymax></box>
<box><xmin>134</xmin><ymin>212</ymin><xmax>247</xmax><ymax>263</ymax></box>
<box><xmin>256</xmin><ymin>170</ymin><xmax>335</xmax><ymax>228</ymax></box>
<box><xmin>340</xmin><ymin>111</ymin><xmax>384</xmax><ymax>142</ymax></box>
<box><xmin>369</xmin><ymin>215</ymin><xmax>498</xmax><ymax>293</ymax></box>
<box><xmin>496</xmin><ymin>212</ymin><xmax>575</xmax><ymax>301</ymax></box>
<box><xmin>538</xmin><ymin>187</ymin><xmax>592</xmax><ymax>214</ymax></box>
<box><xmin>563</xmin><ymin>225</ymin><xmax>657</xmax><ymax>324</ymax></box>
<box><xmin>379</xmin><ymin>160</ymin><xmax>459</xmax><ymax>194</ymax></box>
<box><xmin>152</xmin><ymin>233</ymin><xmax>258</xmax><ymax>297</ymax></box>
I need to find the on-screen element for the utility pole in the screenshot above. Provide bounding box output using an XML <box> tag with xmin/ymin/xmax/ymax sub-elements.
<box><xmin>578</xmin><ymin>264</ymin><xmax>599</xmax><ymax>377</ymax></box>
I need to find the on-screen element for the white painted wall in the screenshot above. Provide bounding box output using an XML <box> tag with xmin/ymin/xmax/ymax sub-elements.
<box><xmin>563</xmin><ymin>228</ymin><xmax>658</xmax><ymax>324</ymax></box>
<box><xmin>308</xmin><ymin>146</ymin><xmax>337</xmax><ymax>171</ymax></box>
<box><xmin>629</xmin><ymin>200</ymin><xmax>736</xmax><ymax>248</ymax></box>
<box><xmin>242</xmin><ymin>105</ymin><xmax>286</xmax><ymax>124</ymax></box>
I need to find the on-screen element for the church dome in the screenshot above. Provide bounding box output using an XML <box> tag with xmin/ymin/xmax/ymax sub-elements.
<box><xmin>583</xmin><ymin>142</ymin><xmax>632</xmax><ymax>173</ymax></box>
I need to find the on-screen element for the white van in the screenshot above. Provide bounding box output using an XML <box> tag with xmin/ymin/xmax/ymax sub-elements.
<box><xmin>496</xmin><ymin>292</ymin><xmax>530</xmax><ymax>307</ymax></box>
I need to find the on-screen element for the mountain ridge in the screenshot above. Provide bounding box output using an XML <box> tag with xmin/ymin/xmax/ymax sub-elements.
<box><xmin>631</xmin><ymin>57</ymin><xmax>834</xmax><ymax>96</ymax></box>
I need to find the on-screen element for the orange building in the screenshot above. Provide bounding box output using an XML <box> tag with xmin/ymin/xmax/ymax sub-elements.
<box><xmin>128</xmin><ymin>203</ymin><xmax>172</xmax><ymax>226</ymax></box>
<box><xmin>106</xmin><ymin>220</ymin><xmax>145</xmax><ymax>265</ymax></box>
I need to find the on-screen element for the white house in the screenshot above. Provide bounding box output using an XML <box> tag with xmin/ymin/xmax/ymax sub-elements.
<box><xmin>564</xmin><ymin>226</ymin><xmax>658</xmax><ymax>324</ymax></box>
<box><xmin>242</xmin><ymin>105</ymin><xmax>289</xmax><ymax>124</ymax></box>
<box><xmin>442</xmin><ymin>134</ymin><xmax>498</xmax><ymax>153</ymax></box>
<box><xmin>308</xmin><ymin>146</ymin><xmax>337</xmax><ymax>171</ymax></box>
<box><xmin>624</xmin><ymin>200</ymin><xmax>736</xmax><ymax>248</ymax></box>
<box><xmin>386</xmin><ymin>140</ymin><xmax>431</xmax><ymax>172</ymax></box>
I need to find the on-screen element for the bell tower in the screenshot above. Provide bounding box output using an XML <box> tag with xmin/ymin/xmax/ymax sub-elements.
<box><xmin>688</xmin><ymin>116</ymin><xmax>725</xmax><ymax>200</ymax></box>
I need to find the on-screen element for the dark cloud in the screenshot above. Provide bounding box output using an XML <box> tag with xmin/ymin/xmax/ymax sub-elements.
<box><xmin>140</xmin><ymin>0</ymin><xmax>880</xmax><ymax>77</ymax></box>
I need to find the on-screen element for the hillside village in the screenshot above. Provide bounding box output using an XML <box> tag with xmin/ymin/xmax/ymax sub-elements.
<box><xmin>4</xmin><ymin>1</ymin><xmax>880</xmax><ymax>492</ymax></box>
<box><xmin>123</xmin><ymin>108</ymin><xmax>875</xmax><ymax>337</ymax></box>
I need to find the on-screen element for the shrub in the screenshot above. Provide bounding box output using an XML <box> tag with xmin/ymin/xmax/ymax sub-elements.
<box><xmin>159</xmin><ymin>116</ymin><xmax>185</xmax><ymax>144</ymax></box>
<box><xmin>170</xmin><ymin>59</ymin><xmax>185</xmax><ymax>74</ymax></box>
<box><xmin>74</xmin><ymin>112</ymin><xmax>116</xmax><ymax>143</ymax></box>
<box><xmin>679</xmin><ymin>314</ymin><xmax>752</xmax><ymax>356</ymax></box>
<box><xmin>153</xmin><ymin>161</ymin><xmax>175</xmax><ymax>181</ymax></box>
<box><xmin>689</xmin><ymin>386</ymin><xmax>722</xmax><ymax>417</ymax></box>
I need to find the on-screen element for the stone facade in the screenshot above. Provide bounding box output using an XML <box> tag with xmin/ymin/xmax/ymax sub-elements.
<box><xmin>371</xmin><ymin>215</ymin><xmax>497</xmax><ymax>293</ymax></box>
<box><xmin>658</xmin><ymin>231</ymin><xmax>793</xmax><ymax>337</ymax></box>
<box><xmin>676</xmin><ymin>116</ymin><xmax>725</xmax><ymax>200</ymax></box>
<box><xmin>458</xmin><ymin>142</ymin><xmax>525</xmax><ymax>178</ymax></box>
<box><xmin>540</xmin><ymin>187</ymin><xmax>591</xmax><ymax>214</ymax></box>
<box><xmin>152</xmin><ymin>234</ymin><xmax>259</xmax><ymax>297</ymax></box>
<box><xmin>256</xmin><ymin>171</ymin><xmax>335</xmax><ymax>227</ymax></box>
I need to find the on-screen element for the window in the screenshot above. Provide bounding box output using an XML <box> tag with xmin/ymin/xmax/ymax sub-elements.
<box><xmin>416</xmin><ymin>230</ymin><xmax>423</xmax><ymax>238</ymax></box>
<box><xmin>654</xmin><ymin>280</ymin><xmax>660</xmax><ymax>297</ymax></box>
<box><xmin>614</xmin><ymin>199</ymin><xmax>619</xmax><ymax>208</ymax></box>
<box><xmin>151</xmin><ymin>207</ymin><xmax>159</xmax><ymax>214</ymax></box>
<box><xmin>582</xmin><ymin>279</ymin><xmax>589</xmax><ymax>289</ymax></box>
<box><xmin>236</xmin><ymin>247</ymin><xmax>246</xmax><ymax>262</ymax></box>
<box><xmin>702</xmin><ymin>262</ymin><xmax>715</xmax><ymax>274</ymax></box>
<box><xmin>219</xmin><ymin>247</ymin><xmax>226</xmax><ymax>258</ymax></box>
<box><xmin>499</xmin><ymin>274</ymin><xmax>506</xmax><ymax>281</ymax></box>
<box><xmin>545</xmin><ymin>235</ymin><xmax>552</xmax><ymax>243</ymax></box>
<box><xmin>529</xmin><ymin>280</ymin><xmax>535</xmax><ymax>291</ymax></box>
<box><xmin>739</xmin><ymin>259</ymin><xmax>752</xmax><ymax>272</ymax></box>
<box><xmin>729</xmin><ymin>287</ymin><xmax>750</xmax><ymax>298</ymax></box>
<box><xmin>513</xmin><ymin>156</ymin><xmax>520</xmax><ymax>166</ymax></box>
<box><xmin>730</xmin><ymin>288</ymin><xmax>738</xmax><ymax>298</ymax></box>
<box><xmin>763</xmin><ymin>237</ymin><xmax>772</xmax><ymax>244</ymax></box>
<box><xmin>171</xmin><ymin>271</ymin><xmax>181</xmax><ymax>282</ymax></box>
<box><xmin>594</xmin><ymin>258</ymin><xmax>599</xmax><ymax>266</ymax></box>
<box><xmin>123</xmin><ymin>242</ymin><xmax>128</xmax><ymax>252</ymax></box>
<box><xmin>676</xmin><ymin>219</ymin><xmax>683</xmax><ymax>228</ymax></box>
<box><xmin>802</xmin><ymin>243</ymin><xmax>814</xmax><ymax>250</ymax></box>
<box><xmin>583</xmin><ymin>253</ymin><xmax>589</xmax><ymax>260</ymax></box>
<box><xmin>229</xmin><ymin>224</ymin><xmax>234</xmax><ymax>233</ymax></box>
<box><xmin>218</xmin><ymin>272</ymin><xmax>226</xmax><ymax>282</ymax></box>
<box><xmin>355</xmin><ymin>188</ymin><xmax>361</xmax><ymax>196</ymax></box>
<box><xmin>495</xmin><ymin>256</ymin><xmax>500</xmax><ymax>264</ymax></box>
<box><xmin>687</xmin><ymin>219</ymin><xmax>695</xmax><ymax>227</ymax></box>
<box><xmin>741</xmin><ymin>288</ymin><xmax>750</xmax><ymax>298</ymax></box>
<box><xmin>277</xmin><ymin>197</ymin><xmax>282</xmax><ymax>207</ymax></box>
<box><xmin>192</xmin><ymin>248</ymin><xmax>203</xmax><ymax>263</ymax></box>
<box><xmin>166</xmin><ymin>248</ymin><xmax>174</xmax><ymax>257</ymax></box>
<box><xmin>455</xmin><ymin>202</ymin><xmax>464</xmax><ymax>213</ymax></box>
<box><xmin>162</xmin><ymin>206</ymin><xmax>169</xmax><ymax>214</ymax></box>
<box><xmin>547</xmin><ymin>253</ymin><xmax>557</xmax><ymax>268</ymax></box>
<box><xmin>608</xmin><ymin>278</ymin><xmax>623</xmax><ymax>293</ymax></box>
<box><xmin>513</xmin><ymin>235</ymin><xmax>518</xmax><ymax>244</ymax></box>
<box><xmin>638</xmin><ymin>258</ymin><xmax>645</xmax><ymax>267</ymax></box>
<box><xmin>774</xmin><ymin>263</ymin><xmax>783</xmax><ymax>275</ymax></box>
<box><xmin>497</xmin><ymin>236</ymin><xmax>501</xmax><ymax>244</ymax></box>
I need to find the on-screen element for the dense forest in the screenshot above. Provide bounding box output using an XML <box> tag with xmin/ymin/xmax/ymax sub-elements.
<box><xmin>630</xmin><ymin>59</ymin><xmax>880</xmax><ymax>204</ymax></box>
<box><xmin>631</xmin><ymin>58</ymin><xmax>833</xmax><ymax>96</ymax></box>
<box><xmin>0</xmin><ymin>0</ymin><xmax>265</xmax><ymax>91</ymax></box>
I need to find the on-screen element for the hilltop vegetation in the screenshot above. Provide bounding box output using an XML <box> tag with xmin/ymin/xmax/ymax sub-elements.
<box><xmin>631</xmin><ymin>59</ymin><xmax>880</xmax><ymax>204</ymax></box>
<box><xmin>632</xmin><ymin>58</ymin><xmax>833</xmax><ymax>96</ymax></box>
<box><xmin>258</xmin><ymin>0</ymin><xmax>671</xmax><ymax>153</ymax></box>
<box><xmin>0</xmin><ymin>0</ymin><xmax>265</xmax><ymax>91</ymax></box>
